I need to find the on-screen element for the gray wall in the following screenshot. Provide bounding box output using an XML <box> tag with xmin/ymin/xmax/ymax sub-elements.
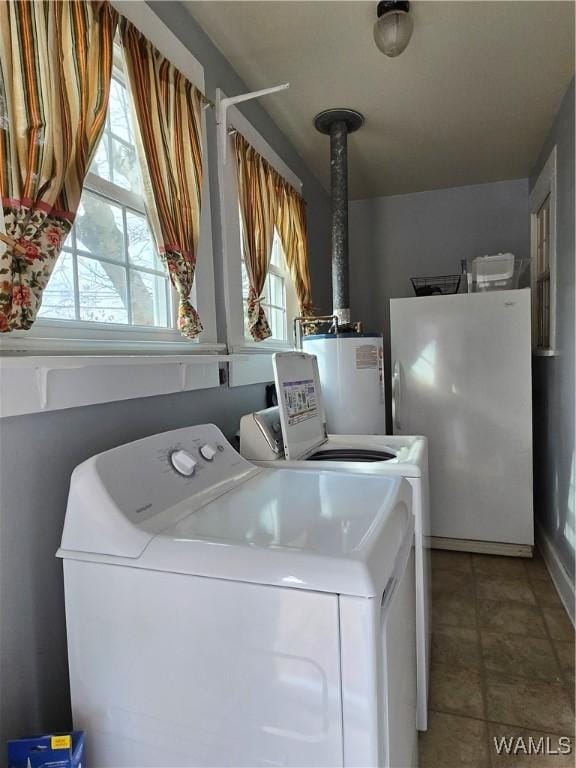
<box><xmin>0</xmin><ymin>386</ymin><xmax>266</xmax><ymax>744</ymax></box>
<box><xmin>349</xmin><ymin>178</ymin><xmax>530</xmax><ymax>423</ymax></box>
<box><xmin>0</xmin><ymin>1</ymin><xmax>331</xmax><ymax>744</ymax></box>
<box><xmin>531</xmin><ymin>78</ymin><xmax>575</xmax><ymax>580</ymax></box>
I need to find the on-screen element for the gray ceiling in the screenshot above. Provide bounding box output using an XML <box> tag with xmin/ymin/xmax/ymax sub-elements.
<box><xmin>186</xmin><ymin>1</ymin><xmax>575</xmax><ymax>199</ymax></box>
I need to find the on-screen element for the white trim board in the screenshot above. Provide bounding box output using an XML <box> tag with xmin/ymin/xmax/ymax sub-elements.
<box><xmin>228</xmin><ymin>353</ymin><xmax>274</xmax><ymax>387</ymax></box>
<box><xmin>536</xmin><ymin>521</ymin><xmax>575</xmax><ymax>628</ymax></box>
<box><xmin>430</xmin><ymin>537</ymin><xmax>532</xmax><ymax>558</ymax></box>
<box><xmin>0</xmin><ymin>355</ymin><xmax>227</xmax><ymax>418</ymax></box>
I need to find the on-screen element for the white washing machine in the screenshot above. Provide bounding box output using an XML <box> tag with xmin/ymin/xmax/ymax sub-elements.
<box><xmin>57</xmin><ymin>424</ymin><xmax>417</xmax><ymax>768</ymax></box>
<box><xmin>240</xmin><ymin>351</ymin><xmax>431</xmax><ymax>732</ymax></box>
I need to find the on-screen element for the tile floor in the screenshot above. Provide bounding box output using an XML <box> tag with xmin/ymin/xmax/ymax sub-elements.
<box><xmin>419</xmin><ymin>548</ymin><xmax>575</xmax><ymax>767</ymax></box>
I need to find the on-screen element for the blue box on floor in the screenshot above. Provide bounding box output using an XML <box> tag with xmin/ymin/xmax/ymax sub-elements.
<box><xmin>7</xmin><ymin>731</ymin><xmax>85</xmax><ymax>768</ymax></box>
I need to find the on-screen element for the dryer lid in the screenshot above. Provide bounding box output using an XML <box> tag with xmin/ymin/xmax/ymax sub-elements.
<box><xmin>140</xmin><ymin>469</ymin><xmax>413</xmax><ymax>598</ymax></box>
<box><xmin>273</xmin><ymin>352</ymin><xmax>327</xmax><ymax>460</ymax></box>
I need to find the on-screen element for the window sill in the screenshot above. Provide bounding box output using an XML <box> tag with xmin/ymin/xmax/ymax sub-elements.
<box><xmin>231</xmin><ymin>341</ymin><xmax>294</xmax><ymax>355</ymax></box>
<box><xmin>0</xmin><ymin>350</ymin><xmax>229</xmax><ymax>418</ymax></box>
<box><xmin>0</xmin><ymin>334</ymin><xmax>226</xmax><ymax>357</ymax></box>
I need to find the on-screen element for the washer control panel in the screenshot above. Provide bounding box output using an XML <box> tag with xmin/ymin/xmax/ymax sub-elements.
<box><xmin>170</xmin><ymin>449</ymin><xmax>198</xmax><ymax>476</ymax></box>
<box><xmin>200</xmin><ymin>444</ymin><xmax>217</xmax><ymax>462</ymax></box>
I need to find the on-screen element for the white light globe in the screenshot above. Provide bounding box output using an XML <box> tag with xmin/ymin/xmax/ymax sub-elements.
<box><xmin>373</xmin><ymin>9</ymin><xmax>414</xmax><ymax>57</ymax></box>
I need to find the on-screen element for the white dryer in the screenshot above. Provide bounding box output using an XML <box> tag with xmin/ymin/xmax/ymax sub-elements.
<box><xmin>58</xmin><ymin>424</ymin><xmax>417</xmax><ymax>768</ymax></box>
<box><xmin>240</xmin><ymin>351</ymin><xmax>431</xmax><ymax>731</ymax></box>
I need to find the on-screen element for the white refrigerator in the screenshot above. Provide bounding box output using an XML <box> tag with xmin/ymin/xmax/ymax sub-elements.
<box><xmin>390</xmin><ymin>289</ymin><xmax>533</xmax><ymax>553</ymax></box>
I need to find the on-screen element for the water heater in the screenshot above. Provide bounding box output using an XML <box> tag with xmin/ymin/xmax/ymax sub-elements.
<box><xmin>303</xmin><ymin>333</ymin><xmax>386</xmax><ymax>434</ymax></box>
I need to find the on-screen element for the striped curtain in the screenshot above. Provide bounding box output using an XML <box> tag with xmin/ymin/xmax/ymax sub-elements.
<box><xmin>275</xmin><ymin>180</ymin><xmax>313</xmax><ymax>316</ymax></box>
<box><xmin>120</xmin><ymin>19</ymin><xmax>204</xmax><ymax>339</ymax></box>
<box><xmin>0</xmin><ymin>0</ymin><xmax>118</xmax><ymax>332</ymax></box>
<box><xmin>234</xmin><ymin>133</ymin><xmax>277</xmax><ymax>341</ymax></box>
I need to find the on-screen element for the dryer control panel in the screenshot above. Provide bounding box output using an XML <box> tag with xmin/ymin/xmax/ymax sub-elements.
<box><xmin>60</xmin><ymin>424</ymin><xmax>259</xmax><ymax>559</ymax></box>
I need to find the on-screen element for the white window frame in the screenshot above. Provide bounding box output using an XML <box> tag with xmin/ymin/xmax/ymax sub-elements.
<box><xmin>218</xmin><ymin>90</ymin><xmax>302</xmax><ymax>358</ymax></box>
<box><xmin>529</xmin><ymin>146</ymin><xmax>558</xmax><ymax>356</ymax></box>
<box><xmin>0</xmin><ymin>1</ymin><xmax>218</xmax><ymax>356</ymax></box>
<box><xmin>259</xmin><ymin>250</ymin><xmax>289</xmax><ymax>341</ymax></box>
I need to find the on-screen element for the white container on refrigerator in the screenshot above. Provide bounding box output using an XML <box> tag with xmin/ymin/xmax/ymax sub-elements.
<box><xmin>390</xmin><ymin>289</ymin><xmax>533</xmax><ymax>553</ymax></box>
<box><xmin>302</xmin><ymin>333</ymin><xmax>386</xmax><ymax>434</ymax></box>
<box><xmin>57</xmin><ymin>424</ymin><xmax>417</xmax><ymax>767</ymax></box>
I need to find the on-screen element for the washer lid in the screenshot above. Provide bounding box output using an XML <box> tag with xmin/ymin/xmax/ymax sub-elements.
<box><xmin>273</xmin><ymin>352</ymin><xmax>327</xmax><ymax>460</ymax></box>
<box><xmin>141</xmin><ymin>469</ymin><xmax>412</xmax><ymax>597</ymax></box>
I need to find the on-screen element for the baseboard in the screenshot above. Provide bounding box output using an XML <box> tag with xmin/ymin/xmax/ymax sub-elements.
<box><xmin>535</xmin><ymin>522</ymin><xmax>575</xmax><ymax>628</ymax></box>
<box><xmin>430</xmin><ymin>537</ymin><xmax>532</xmax><ymax>558</ymax></box>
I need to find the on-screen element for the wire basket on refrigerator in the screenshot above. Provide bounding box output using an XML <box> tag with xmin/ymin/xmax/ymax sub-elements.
<box><xmin>410</xmin><ymin>275</ymin><xmax>462</xmax><ymax>296</ymax></box>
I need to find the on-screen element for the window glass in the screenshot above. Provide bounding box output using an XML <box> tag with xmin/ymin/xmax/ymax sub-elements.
<box><xmin>39</xmin><ymin>48</ymin><xmax>171</xmax><ymax>330</ymax></box>
<box><xmin>240</xmin><ymin>229</ymin><xmax>288</xmax><ymax>342</ymax></box>
<box><xmin>77</xmin><ymin>256</ymin><xmax>128</xmax><ymax>324</ymax></box>
<box><xmin>38</xmin><ymin>251</ymin><xmax>76</xmax><ymax>320</ymax></box>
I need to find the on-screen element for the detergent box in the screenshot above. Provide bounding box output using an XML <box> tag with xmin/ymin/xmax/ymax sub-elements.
<box><xmin>7</xmin><ymin>731</ymin><xmax>85</xmax><ymax>768</ymax></box>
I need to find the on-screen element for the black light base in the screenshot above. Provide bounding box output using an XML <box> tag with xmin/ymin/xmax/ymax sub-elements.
<box><xmin>377</xmin><ymin>1</ymin><xmax>410</xmax><ymax>18</ymax></box>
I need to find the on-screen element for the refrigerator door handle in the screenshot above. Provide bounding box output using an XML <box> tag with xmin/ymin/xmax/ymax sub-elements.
<box><xmin>392</xmin><ymin>360</ymin><xmax>402</xmax><ymax>432</ymax></box>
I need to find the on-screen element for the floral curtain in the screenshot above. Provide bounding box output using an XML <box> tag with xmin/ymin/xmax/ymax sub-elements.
<box><xmin>0</xmin><ymin>0</ymin><xmax>118</xmax><ymax>332</ymax></box>
<box><xmin>120</xmin><ymin>19</ymin><xmax>204</xmax><ymax>339</ymax></box>
<box><xmin>275</xmin><ymin>180</ymin><xmax>313</xmax><ymax>316</ymax></box>
<box><xmin>233</xmin><ymin>132</ymin><xmax>277</xmax><ymax>341</ymax></box>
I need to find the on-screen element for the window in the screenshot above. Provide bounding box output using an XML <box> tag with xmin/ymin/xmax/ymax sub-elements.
<box><xmin>534</xmin><ymin>194</ymin><xmax>551</xmax><ymax>349</ymax></box>
<box><xmin>530</xmin><ymin>146</ymin><xmax>557</xmax><ymax>354</ymax></box>
<box><xmin>0</xmin><ymin>3</ymin><xmax>222</xmax><ymax>416</ymax></box>
<box><xmin>219</xmin><ymin>94</ymin><xmax>302</xmax><ymax>357</ymax></box>
<box><xmin>2</xmin><ymin>19</ymin><xmax>218</xmax><ymax>355</ymax></box>
<box><xmin>38</xmin><ymin>46</ymin><xmax>173</xmax><ymax>331</ymax></box>
<box><xmin>241</xmin><ymin>229</ymin><xmax>292</xmax><ymax>342</ymax></box>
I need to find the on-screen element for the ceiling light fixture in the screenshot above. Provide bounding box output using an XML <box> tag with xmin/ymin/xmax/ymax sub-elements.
<box><xmin>373</xmin><ymin>1</ymin><xmax>414</xmax><ymax>57</ymax></box>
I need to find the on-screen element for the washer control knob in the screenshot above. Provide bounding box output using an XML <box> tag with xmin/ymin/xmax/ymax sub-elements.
<box><xmin>200</xmin><ymin>444</ymin><xmax>217</xmax><ymax>462</ymax></box>
<box><xmin>170</xmin><ymin>450</ymin><xmax>197</xmax><ymax>476</ymax></box>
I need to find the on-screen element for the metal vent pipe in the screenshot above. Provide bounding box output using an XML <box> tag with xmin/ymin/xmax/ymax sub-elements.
<box><xmin>314</xmin><ymin>108</ymin><xmax>364</xmax><ymax>327</ymax></box>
